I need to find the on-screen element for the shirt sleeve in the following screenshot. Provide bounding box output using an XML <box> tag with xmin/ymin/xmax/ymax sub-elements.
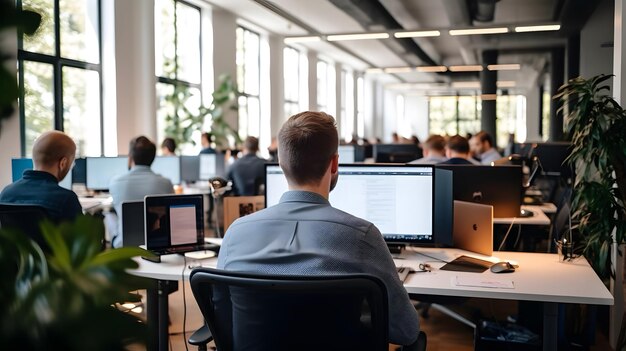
<box><xmin>360</xmin><ymin>224</ymin><xmax>420</xmax><ymax>345</ymax></box>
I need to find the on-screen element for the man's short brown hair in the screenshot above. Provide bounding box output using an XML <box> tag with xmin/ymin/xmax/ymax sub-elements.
<box><xmin>447</xmin><ymin>135</ymin><xmax>470</xmax><ymax>154</ymax></box>
<box><xmin>423</xmin><ymin>134</ymin><xmax>446</xmax><ymax>152</ymax></box>
<box><xmin>244</xmin><ymin>136</ymin><xmax>259</xmax><ymax>153</ymax></box>
<box><xmin>130</xmin><ymin>136</ymin><xmax>156</xmax><ymax>166</ymax></box>
<box><xmin>278</xmin><ymin>111</ymin><xmax>338</xmax><ymax>185</ymax></box>
<box><xmin>475</xmin><ymin>131</ymin><xmax>494</xmax><ymax>147</ymax></box>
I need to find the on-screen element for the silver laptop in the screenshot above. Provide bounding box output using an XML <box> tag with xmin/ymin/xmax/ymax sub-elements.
<box><xmin>453</xmin><ymin>200</ymin><xmax>494</xmax><ymax>256</ymax></box>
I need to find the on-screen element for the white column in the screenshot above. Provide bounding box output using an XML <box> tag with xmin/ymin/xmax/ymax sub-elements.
<box><xmin>0</xmin><ymin>26</ymin><xmax>20</xmax><ymax>187</ymax></box>
<box><xmin>525</xmin><ymin>84</ymin><xmax>541</xmax><ymax>141</ymax></box>
<box><xmin>113</xmin><ymin>0</ymin><xmax>157</xmax><ymax>155</ymax></box>
<box><xmin>307</xmin><ymin>51</ymin><xmax>318</xmax><ymax>111</ymax></box>
<box><xmin>269</xmin><ymin>34</ymin><xmax>284</xmax><ymax>139</ymax></box>
<box><xmin>211</xmin><ymin>9</ymin><xmax>238</xmax><ymax>132</ymax></box>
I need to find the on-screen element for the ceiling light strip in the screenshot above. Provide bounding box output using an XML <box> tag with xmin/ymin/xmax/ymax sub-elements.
<box><xmin>326</xmin><ymin>33</ymin><xmax>389</xmax><ymax>41</ymax></box>
<box><xmin>417</xmin><ymin>66</ymin><xmax>448</xmax><ymax>73</ymax></box>
<box><xmin>394</xmin><ymin>30</ymin><xmax>441</xmax><ymax>38</ymax></box>
<box><xmin>384</xmin><ymin>67</ymin><xmax>414</xmax><ymax>74</ymax></box>
<box><xmin>449</xmin><ymin>27</ymin><xmax>508</xmax><ymax>36</ymax></box>
<box><xmin>449</xmin><ymin>65</ymin><xmax>484</xmax><ymax>72</ymax></box>
<box><xmin>487</xmin><ymin>64</ymin><xmax>521</xmax><ymax>71</ymax></box>
<box><xmin>515</xmin><ymin>24</ymin><xmax>561</xmax><ymax>33</ymax></box>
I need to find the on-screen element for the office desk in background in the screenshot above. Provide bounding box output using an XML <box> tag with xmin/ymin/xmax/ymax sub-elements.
<box><xmin>493</xmin><ymin>205</ymin><xmax>550</xmax><ymax>226</ymax></box>
<box><xmin>129</xmin><ymin>243</ymin><xmax>612</xmax><ymax>351</ymax></box>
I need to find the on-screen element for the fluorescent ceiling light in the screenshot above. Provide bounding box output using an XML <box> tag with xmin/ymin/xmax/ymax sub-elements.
<box><xmin>449</xmin><ymin>27</ymin><xmax>509</xmax><ymax>36</ymax></box>
<box><xmin>497</xmin><ymin>81</ymin><xmax>516</xmax><ymax>88</ymax></box>
<box><xmin>449</xmin><ymin>65</ymin><xmax>484</xmax><ymax>72</ymax></box>
<box><xmin>366</xmin><ymin>68</ymin><xmax>384</xmax><ymax>74</ymax></box>
<box><xmin>515</xmin><ymin>24</ymin><xmax>561</xmax><ymax>33</ymax></box>
<box><xmin>480</xmin><ymin>94</ymin><xmax>498</xmax><ymax>101</ymax></box>
<box><xmin>452</xmin><ymin>81</ymin><xmax>480</xmax><ymax>89</ymax></box>
<box><xmin>384</xmin><ymin>67</ymin><xmax>413</xmax><ymax>74</ymax></box>
<box><xmin>326</xmin><ymin>33</ymin><xmax>389</xmax><ymax>41</ymax></box>
<box><xmin>417</xmin><ymin>66</ymin><xmax>447</xmax><ymax>73</ymax></box>
<box><xmin>394</xmin><ymin>30</ymin><xmax>441</xmax><ymax>38</ymax></box>
<box><xmin>284</xmin><ymin>36</ymin><xmax>321</xmax><ymax>44</ymax></box>
<box><xmin>487</xmin><ymin>64</ymin><xmax>521</xmax><ymax>71</ymax></box>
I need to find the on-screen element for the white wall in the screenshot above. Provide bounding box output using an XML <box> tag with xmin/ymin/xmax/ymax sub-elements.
<box><xmin>0</xmin><ymin>27</ymin><xmax>21</xmax><ymax>187</ymax></box>
<box><xmin>404</xmin><ymin>95</ymin><xmax>429</xmax><ymax>142</ymax></box>
<box><xmin>580</xmin><ymin>0</ymin><xmax>614</xmax><ymax>88</ymax></box>
<box><xmin>269</xmin><ymin>34</ymin><xmax>285</xmax><ymax>139</ymax></box>
<box><xmin>212</xmin><ymin>9</ymin><xmax>238</xmax><ymax>130</ymax></box>
<box><xmin>383</xmin><ymin>90</ymin><xmax>399</xmax><ymax>143</ymax></box>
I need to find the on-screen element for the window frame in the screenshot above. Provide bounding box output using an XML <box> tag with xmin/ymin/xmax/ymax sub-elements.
<box><xmin>17</xmin><ymin>0</ymin><xmax>104</xmax><ymax>157</ymax></box>
<box><xmin>236</xmin><ymin>25</ymin><xmax>262</xmax><ymax>139</ymax></box>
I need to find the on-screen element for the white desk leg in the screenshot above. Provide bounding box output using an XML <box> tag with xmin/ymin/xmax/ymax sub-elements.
<box><xmin>543</xmin><ymin>302</ymin><xmax>558</xmax><ymax>351</ymax></box>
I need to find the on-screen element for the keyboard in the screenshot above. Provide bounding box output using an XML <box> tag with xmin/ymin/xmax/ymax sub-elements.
<box><xmin>396</xmin><ymin>266</ymin><xmax>411</xmax><ymax>282</ymax></box>
<box><xmin>153</xmin><ymin>243</ymin><xmax>219</xmax><ymax>255</ymax></box>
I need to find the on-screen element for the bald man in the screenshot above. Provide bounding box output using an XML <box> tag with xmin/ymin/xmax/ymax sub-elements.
<box><xmin>0</xmin><ymin>131</ymin><xmax>82</xmax><ymax>222</ymax></box>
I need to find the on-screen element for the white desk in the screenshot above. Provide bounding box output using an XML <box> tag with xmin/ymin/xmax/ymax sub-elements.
<box><xmin>530</xmin><ymin>202</ymin><xmax>557</xmax><ymax>214</ymax></box>
<box><xmin>130</xmin><ymin>247</ymin><xmax>612</xmax><ymax>351</ymax></box>
<box><xmin>493</xmin><ymin>205</ymin><xmax>550</xmax><ymax>225</ymax></box>
<box><xmin>78</xmin><ymin>195</ymin><xmax>112</xmax><ymax>212</ymax></box>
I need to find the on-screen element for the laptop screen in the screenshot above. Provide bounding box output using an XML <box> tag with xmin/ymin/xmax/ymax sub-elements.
<box><xmin>144</xmin><ymin>194</ymin><xmax>204</xmax><ymax>251</ymax></box>
<box><xmin>265</xmin><ymin>164</ymin><xmax>434</xmax><ymax>243</ymax></box>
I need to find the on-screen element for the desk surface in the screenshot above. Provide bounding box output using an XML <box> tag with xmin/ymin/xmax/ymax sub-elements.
<box><xmin>493</xmin><ymin>205</ymin><xmax>550</xmax><ymax>225</ymax></box>
<box><xmin>129</xmin><ymin>245</ymin><xmax>612</xmax><ymax>306</ymax></box>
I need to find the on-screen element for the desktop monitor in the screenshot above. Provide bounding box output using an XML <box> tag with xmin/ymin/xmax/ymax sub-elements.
<box><xmin>85</xmin><ymin>156</ymin><xmax>128</xmax><ymax>191</ymax></box>
<box><xmin>12</xmin><ymin>158</ymin><xmax>72</xmax><ymax>190</ymax></box>
<box><xmin>144</xmin><ymin>194</ymin><xmax>204</xmax><ymax>252</ymax></box>
<box><xmin>436</xmin><ymin>165</ymin><xmax>523</xmax><ymax>218</ymax></box>
<box><xmin>265</xmin><ymin>164</ymin><xmax>434</xmax><ymax>244</ymax></box>
<box><xmin>373</xmin><ymin>144</ymin><xmax>423</xmax><ymax>163</ymax></box>
<box><xmin>338</xmin><ymin>145</ymin><xmax>356</xmax><ymax>163</ymax></box>
<box><xmin>152</xmin><ymin>156</ymin><xmax>181</xmax><ymax>185</ymax></box>
<box><xmin>180</xmin><ymin>156</ymin><xmax>200</xmax><ymax>182</ymax></box>
<box><xmin>72</xmin><ymin>158</ymin><xmax>87</xmax><ymax>184</ymax></box>
<box><xmin>199</xmin><ymin>153</ymin><xmax>225</xmax><ymax>180</ymax></box>
<box><xmin>532</xmin><ymin>142</ymin><xmax>573</xmax><ymax>177</ymax></box>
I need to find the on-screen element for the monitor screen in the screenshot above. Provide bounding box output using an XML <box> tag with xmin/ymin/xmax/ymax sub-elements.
<box><xmin>72</xmin><ymin>158</ymin><xmax>87</xmax><ymax>184</ymax></box>
<box><xmin>532</xmin><ymin>142</ymin><xmax>572</xmax><ymax>177</ymax></box>
<box><xmin>12</xmin><ymin>158</ymin><xmax>72</xmax><ymax>190</ymax></box>
<box><xmin>373</xmin><ymin>144</ymin><xmax>423</xmax><ymax>163</ymax></box>
<box><xmin>180</xmin><ymin>156</ymin><xmax>200</xmax><ymax>182</ymax></box>
<box><xmin>338</xmin><ymin>145</ymin><xmax>356</xmax><ymax>163</ymax></box>
<box><xmin>86</xmin><ymin>157</ymin><xmax>128</xmax><ymax>190</ymax></box>
<box><xmin>199</xmin><ymin>154</ymin><xmax>217</xmax><ymax>180</ymax></box>
<box><xmin>144</xmin><ymin>194</ymin><xmax>204</xmax><ymax>250</ymax></box>
<box><xmin>265</xmin><ymin>164</ymin><xmax>434</xmax><ymax>243</ymax></box>
<box><xmin>436</xmin><ymin>165</ymin><xmax>522</xmax><ymax>218</ymax></box>
<box><xmin>152</xmin><ymin>156</ymin><xmax>181</xmax><ymax>185</ymax></box>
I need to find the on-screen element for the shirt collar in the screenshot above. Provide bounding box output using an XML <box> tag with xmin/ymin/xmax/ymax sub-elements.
<box><xmin>279</xmin><ymin>190</ymin><xmax>329</xmax><ymax>205</ymax></box>
<box><xmin>130</xmin><ymin>165</ymin><xmax>151</xmax><ymax>172</ymax></box>
<box><xmin>22</xmin><ymin>170</ymin><xmax>58</xmax><ymax>182</ymax></box>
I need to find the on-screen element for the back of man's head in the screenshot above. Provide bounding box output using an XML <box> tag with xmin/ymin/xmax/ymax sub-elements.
<box><xmin>278</xmin><ymin>111</ymin><xmax>338</xmax><ymax>186</ymax></box>
<box><xmin>475</xmin><ymin>131</ymin><xmax>494</xmax><ymax>148</ymax></box>
<box><xmin>130</xmin><ymin>136</ymin><xmax>156</xmax><ymax>166</ymax></box>
<box><xmin>424</xmin><ymin>134</ymin><xmax>446</xmax><ymax>153</ymax></box>
<box><xmin>244</xmin><ymin>136</ymin><xmax>259</xmax><ymax>153</ymax></box>
<box><xmin>447</xmin><ymin>135</ymin><xmax>470</xmax><ymax>154</ymax></box>
<box><xmin>32</xmin><ymin>131</ymin><xmax>76</xmax><ymax>169</ymax></box>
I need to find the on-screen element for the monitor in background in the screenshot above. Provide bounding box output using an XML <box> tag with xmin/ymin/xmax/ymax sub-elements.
<box><xmin>12</xmin><ymin>158</ymin><xmax>72</xmax><ymax>190</ymax></box>
<box><xmin>121</xmin><ymin>200</ymin><xmax>145</xmax><ymax>247</ymax></box>
<box><xmin>338</xmin><ymin>145</ymin><xmax>356</xmax><ymax>163</ymax></box>
<box><xmin>72</xmin><ymin>158</ymin><xmax>87</xmax><ymax>184</ymax></box>
<box><xmin>265</xmin><ymin>164</ymin><xmax>434</xmax><ymax>245</ymax></box>
<box><xmin>437</xmin><ymin>165</ymin><xmax>523</xmax><ymax>218</ymax></box>
<box><xmin>152</xmin><ymin>156</ymin><xmax>181</xmax><ymax>185</ymax></box>
<box><xmin>86</xmin><ymin>156</ymin><xmax>128</xmax><ymax>191</ymax></box>
<box><xmin>180</xmin><ymin>156</ymin><xmax>200</xmax><ymax>182</ymax></box>
<box><xmin>532</xmin><ymin>142</ymin><xmax>572</xmax><ymax>177</ymax></box>
<box><xmin>373</xmin><ymin>144</ymin><xmax>423</xmax><ymax>163</ymax></box>
<box><xmin>199</xmin><ymin>153</ymin><xmax>225</xmax><ymax>180</ymax></box>
<box><xmin>144</xmin><ymin>194</ymin><xmax>204</xmax><ymax>253</ymax></box>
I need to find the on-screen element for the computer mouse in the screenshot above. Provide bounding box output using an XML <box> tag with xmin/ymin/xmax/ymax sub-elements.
<box><xmin>490</xmin><ymin>261</ymin><xmax>516</xmax><ymax>273</ymax></box>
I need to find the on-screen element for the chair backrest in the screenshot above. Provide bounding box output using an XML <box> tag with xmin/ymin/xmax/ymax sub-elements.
<box><xmin>0</xmin><ymin>203</ymin><xmax>49</xmax><ymax>250</ymax></box>
<box><xmin>190</xmin><ymin>268</ymin><xmax>389</xmax><ymax>351</ymax></box>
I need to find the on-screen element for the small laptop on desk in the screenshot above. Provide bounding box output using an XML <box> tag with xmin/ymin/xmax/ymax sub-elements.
<box><xmin>144</xmin><ymin>194</ymin><xmax>218</xmax><ymax>259</ymax></box>
<box><xmin>453</xmin><ymin>200</ymin><xmax>493</xmax><ymax>256</ymax></box>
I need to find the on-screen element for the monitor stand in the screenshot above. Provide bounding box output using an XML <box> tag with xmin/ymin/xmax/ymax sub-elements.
<box><xmin>387</xmin><ymin>243</ymin><xmax>406</xmax><ymax>254</ymax></box>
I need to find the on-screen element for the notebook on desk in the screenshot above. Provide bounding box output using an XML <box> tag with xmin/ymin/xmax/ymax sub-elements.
<box><xmin>144</xmin><ymin>194</ymin><xmax>218</xmax><ymax>256</ymax></box>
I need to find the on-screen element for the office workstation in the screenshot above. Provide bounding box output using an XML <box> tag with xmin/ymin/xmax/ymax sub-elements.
<box><xmin>1</xmin><ymin>0</ymin><xmax>624</xmax><ymax>350</ymax></box>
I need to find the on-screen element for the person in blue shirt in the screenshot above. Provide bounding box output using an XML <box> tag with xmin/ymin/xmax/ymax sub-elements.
<box><xmin>440</xmin><ymin>135</ymin><xmax>480</xmax><ymax>165</ymax></box>
<box><xmin>199</xmin><ymin>132</ymin><xmax>216</xmax><ymax>154</ymax></box>
<box><xmin>218</xmin><ymin>111</ymin><xmax>420</xmax><ymax>347</ymax></box>
<box><xmin>0</xmin><ymin>130</ymin><xmax>82</xmax><ymax>222</ymax></box>
<box><xmin>226</xmin><ymin>136</ymin><xmax>267</xmax><ymax>195</ymax></box>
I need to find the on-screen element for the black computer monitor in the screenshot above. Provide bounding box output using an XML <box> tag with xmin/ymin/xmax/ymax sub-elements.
<box><xmin>85</xmin><ymin>156</ymin><xmax>128</xmax><ymax>191</ymax></box>
<box><xmin>72</xmin><ymin>158</ymin><xmax>87</xmax><ymax>184</ymax></box>
<box><xmin>12</xmin><ymin>158</ymin><xmax>72</xmax><ymax>190</ymax></box>
<box><xmin>338</xmin><ymin>145</ymin><xmax>356</xmax><ymax>163</ymax></box>
<box><xmin>532</xmin><ymin>142</ymin><xmax>572</xmax><ymax>177</ymax></box>
<box><xmin>436</xmin><ymin>165</ymin><xmax>522</xmax><ymax>218</ymax></box>
<box><xmin>265</xmin><ymin>164</ymin><xmax>435</xmax><ymax>244</ymax></box>
<box><xmin>152</xmin><ymin>156</ymin><xmax>181</xmax><ymax>185</ymax></box>
<box><xmin>373</xmin><ymin>144</ymin><xmax>423</xmax><ymax>163</ymax></box>
<box><xmin>180</xmin><ymin>156</ymin><xmax>200</xmax><ymax>182</ymax></box>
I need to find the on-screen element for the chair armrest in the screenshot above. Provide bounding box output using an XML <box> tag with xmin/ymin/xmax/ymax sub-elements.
<box><xmin>188</xmin><ymin>325</ymin><xmax>213</xmax><ymax>346</ymax></box>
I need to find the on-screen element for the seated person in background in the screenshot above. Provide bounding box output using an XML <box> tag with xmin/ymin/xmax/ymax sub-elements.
<box><xmin>218</xmin><ymin>111</ymin><xmax>419</xmax><ymax>347</ymax></box>
<box><xmin>161</xmin><ymin>137</ymin><xmax>177</xmax><ymax>156</ymax></box>
<box><xmin>440</xmin><ymin>135</ymin><xmax>479</xmax><ymax>165</ymax></box>
<box><xmin>199</xmin><ymin>132</ymin><xmax>216</xmax><ymax>154</ymax></box>
<box><xmin>267</xmin><ymin>136</ymin><xmax>279</xmax><ymax>163</ymax></box>
<box><xmin>470</xmin><ymin>130</ymin><xmax>502</xmax><ymax>165</ymax></box>
<box><xmin>107</xmin><ymin>136</ymin><xmax>174</xmax><ymax>248</ymax></box>
<box><xmin>410</xmin><ymin>134</ymin><xmax>447</xmax><ymax>164</ymax></box>
<box><xmin>0</xmin><ymin>131</ymin><xmax>81</xmax><ymax>222</ymax></box>
<box><xmin>226</xmin><ymin>136</ymin><xmax>266</xmax><ymax>196</ymax></box>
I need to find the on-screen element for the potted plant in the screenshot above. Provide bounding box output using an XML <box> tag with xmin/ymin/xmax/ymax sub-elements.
<box><xmin>0</xmin><ymin>215</ymin><xmax>154</xmax><ymax>350</ymax></box>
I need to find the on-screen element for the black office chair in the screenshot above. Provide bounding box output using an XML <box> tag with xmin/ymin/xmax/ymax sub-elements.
<box><xmin>188</xmin><ymin>268</ymin><xmax>425</xmax><ymax>351</ymax></box>
<box><xmin>0</xmin><ymin>203</ymin><xmax>49</xmax><ymax>251</ymax></box>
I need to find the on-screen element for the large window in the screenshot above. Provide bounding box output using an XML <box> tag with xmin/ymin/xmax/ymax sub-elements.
<box><xmin>340</xmin><ymin>70</ymin><xmax>354</xmax><ymax>142</ymax></box>
<box><xmin>316</xmin><ymin>59</ymin><xmax>336</xmax><ymax>116</ymax></box>
<box><xmin>356</xmin><ymin>76</ymin><xmax>364</xmax><ymax>138</ymax></box>
<box><xmin>155</xmin><ymin>0</ymin><xmax>202</xmax><ymax>153</ymax></box>
<box><xmin>283</xmin><ymin>46</ymin><xmax>300</xmax><ymax>118</ymax></box>
<box><xmin>428</xmin><ymin>95</ymin><xmax>480</xmax><ymax>137</ymax></box>
<box><xmin>236</xmin><ymin>26</ymin><xmax>261</xmax><ymax>140</ymax></box>
<box><xmin>496</xmin><ymin>95</ymin><xmax>526</xmax><ymax>146</ymax></box>
<box><xmin>18</xmin><ymin>0</ymin><xmax>102</xmax><ymax>157</ymax></box>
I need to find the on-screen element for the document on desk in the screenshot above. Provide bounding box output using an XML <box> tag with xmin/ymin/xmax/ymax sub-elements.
<box><xmin>452</xmin><ymin>276</ymin><xmax>515</xmax><ymax>289</ymax></box>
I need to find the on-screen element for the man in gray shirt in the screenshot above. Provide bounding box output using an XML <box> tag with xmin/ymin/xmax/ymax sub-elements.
<box><xmin>107</xmin><ymin>136</ymin><xmax>173</xmax><ymax>248</ymax></box>
<box><xmin>218</xmin><ymin>111</ymin><xmax>420</xmax><ymax>346</ymax></box>
<box><xmin>410</xmin><ymin>134</ymin><xmax>447</xmax><ymax>164</ymax></box>
<box><xmin>470</xmin><ymin>130</ymin><xmax>502</xmax><ymax>165</ymax></box>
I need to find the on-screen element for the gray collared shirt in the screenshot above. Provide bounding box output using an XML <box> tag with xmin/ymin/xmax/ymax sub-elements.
<box><xmin>218</xmin><ymin>190</ymin><xmax>420</xmax><ymax>345</ymax></box>
<box><xmin>480</xmin><ymin>148</ymin><xmax>502</xmax><ymax>165</ymax></box>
